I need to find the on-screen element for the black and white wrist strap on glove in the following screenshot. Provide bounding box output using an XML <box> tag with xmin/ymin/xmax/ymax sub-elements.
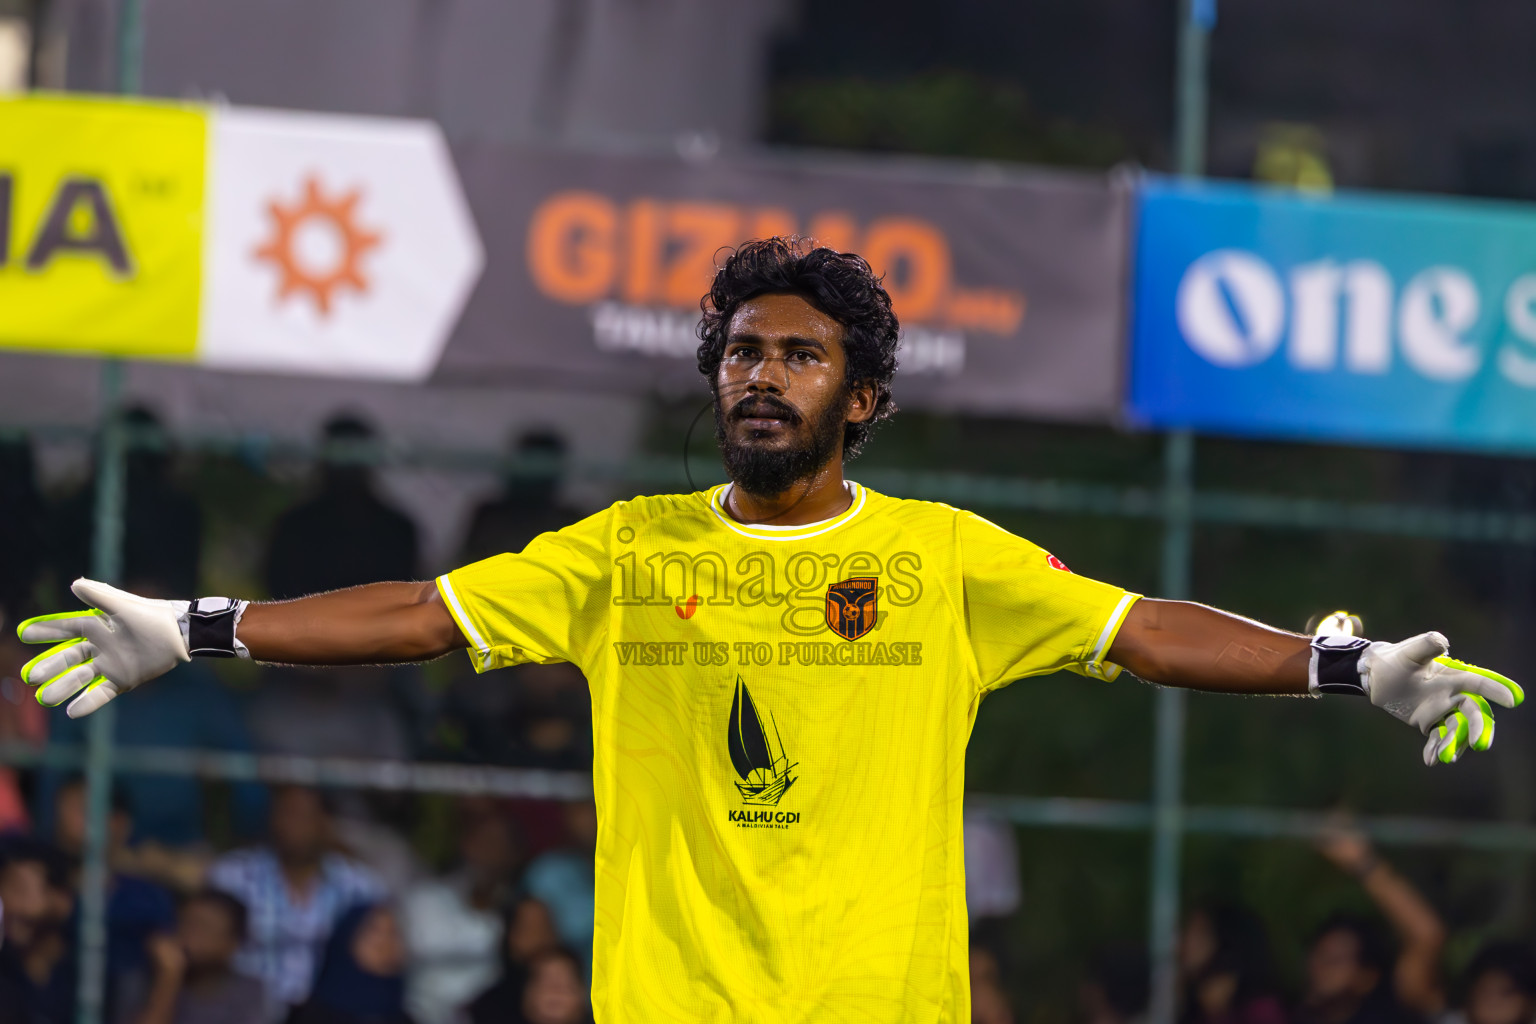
<box><xmin>183</xmin><ymin>597</ymin><xmax>251</xmax><ymax>659</ymax></box>
<box><xmin>1309</xmin><ymin>635</ymin><xmax>1373</xmax><ymax>696</ymax></box>
<box><xmin>1309</xmin><ymin>632</ymin><xmax>1524</xmax><ymax>765</ymax></box>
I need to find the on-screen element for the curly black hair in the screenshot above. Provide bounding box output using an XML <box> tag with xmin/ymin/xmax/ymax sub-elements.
<box><xmin>696</xmin><ymin>237</ymin><xmax>900</xmax><ymax>458</ymax></box>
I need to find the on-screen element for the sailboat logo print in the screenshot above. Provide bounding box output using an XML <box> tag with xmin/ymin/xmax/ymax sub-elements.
<box><xmin>727</xmin><ymin>677</ymin><xmax>798</xmax><ymax>806</ymax></box>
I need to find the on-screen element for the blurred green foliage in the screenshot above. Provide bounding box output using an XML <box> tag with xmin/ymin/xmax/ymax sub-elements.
<box><xmin>769</xmin><ymin>71</ymin><xmax>1134</xmax><ymax>168</ymax></box>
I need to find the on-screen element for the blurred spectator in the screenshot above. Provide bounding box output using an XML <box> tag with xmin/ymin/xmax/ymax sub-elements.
<box><xmin>522</xmin><ymin>801</ymin><xmax>596</xmax><ymax>973</ymax></box>
<box><xmin>241</xmin><ymin>670</ymin><xmax>418</xmax><ymax>899</ymax></box>
<box><xmin>1448</xmin><ymin>943</ymin><xmax>1536</xmax><ymax>1024</ymax></box>
<box><xmin>36</xmin><ymin>407</ymin><xmax>247</xmax><ymax>850</ymax></box>
<box><xmin>463</xmin><ymin>896</ymin><xmax>560</xmax><ymax>1024</ymax></box>
<box><xmin>1080</xmin><ymin>944</ymin><xmax>1149</xmax><ymax>1024</ymax></box>
<box><xmin>265</xmin><ymin>415</ymin><xmax>417</xmax><ymax>601</ymax></box>
<box><xmin>51</xmin><ymin>777</ymin><xmax>176</xmax><ymax>991</ymax></box>
<box><xmin>510</xmin><ymin>665</ymin><xmax>590</xmax><ymax>770</ymax></box>
<box><xmin>329</xmin><ymin>810</ymin><xmax>421</xmax><ymax>901</ymax></box>
<box><xmin>1179</xmin><ymin>905</ymin><xmax>1285</xmax><ymax>1024</ymax></box>
<box><xmin>39</xmin><ymin>663</ymin><xmax>267</xmax><ymax>849</ymax></box>
<box><xmin>244</xmin><ymin>669</ymin><xmax>414</xmax><ymax>766</ymax></box>
<box><xmin>402</xmin><ymin>804</ymin><xmax>519</xmax><ymax>1024</ymax></box>
<box><xmin>1297</xmin><ymin>915</ymin><xmax>1420</xmax><ymax>1024</ymax></box>
<box><xmin>1311</xmin><ymin>830</ymin><xmax>1446</xmax><ymax>1022</ymax></box>
<box><xmin>0</xmin><ymin>434</ymin><xmax>44</xmax><ymax>618</ymax></box>
<box><xmin>121</xmin><ymin>889</ymin><xmax>270</xmax><ymax>1024</ymax></box>
<box><xmin>253</xmin><ymin>416</ymin><xmax>419</xmax><ymax>773</ymax></box>
<box><xmin>0</xmin><ymin>837</ymin><xmax>76</xmax><ymax>1024</ymax></box>
<box><xmin>438</xmin><ymin>662</ymin><xmax>590</xmax><ymax>769</ymax></box>
<box><xmin>0</xmin><ymin>621</ymin><xmax>45</xmax><ymax>835</ymax></box>
<box><xmin>971</xmin><ymin>941</ymin><xmax>1015</xmax><ymax>1024</ymax></box>
<box><xmin>459</xmin><ymin>430</ymin><xmax>579</xmax><ymax>565</ymax></box>
<box><xmin>287</xmin><ymin>904</ymin><xmax>413</xmax><ymax>1024</ymax></box>
<box><xmin>208</xmin><ymin>786</ymin><xmax>385</xmax><ymax>1015</ymax></box>
<box><xmin>51</xmin><ymin>407</ymin><xmax>202</xmax><ymax>598</ymax></box>
<box><xmin>515</xmin><ymin>948</ymin><xmax>590</xmax><ymax>1024</ymax></box>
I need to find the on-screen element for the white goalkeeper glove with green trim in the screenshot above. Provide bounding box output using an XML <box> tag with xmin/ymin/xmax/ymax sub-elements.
<box><xmin>16</xmin><ymin>579</ymin><xmax>191</xmax><ymax>718</ymax></box>
<box><xmin>16</xmin><ymin>578</ymin><xmax>250</xmax><ymax>719</ymax></box>
<box><xmin>1310</xmin><ymin>631</ymin><xmax>1524</xmax><ymax>765</ymax></box>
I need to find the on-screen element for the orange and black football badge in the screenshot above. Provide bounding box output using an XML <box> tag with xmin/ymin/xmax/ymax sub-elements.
<box><xmin>825</xmin><ymin>577</ymin><xmax>878</xmax><ymax>640</ymax></box>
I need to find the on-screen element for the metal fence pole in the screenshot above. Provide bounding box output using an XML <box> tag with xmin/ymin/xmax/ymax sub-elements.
<box><xmin>116</xmin><ymin>0</ymin><xmax>143</xmax><ymax>98</ymax></box>
<box><xmin>75</xmin><ymin>8</ymin><xmax>144</xmax><ymax>1023</ymax></box>
<box><xmin>1147</xmin><ymin>3</ymin><xmax>1212</xmax><ymax>1021</ymax></box>
<box><xmin>1175</xmin><ymin>0</ymin><xmax>1213</xmax><ymax>180</ymax></box>
<box><xmin>77</xmin><ymin>362</ymin><xmax>125</xmax><ymax>1024</ymax></box>
<box><xmin>1148</xmin><ymin>431</ymin><xmax>1195</xmax><ymax>1024</ymax></box>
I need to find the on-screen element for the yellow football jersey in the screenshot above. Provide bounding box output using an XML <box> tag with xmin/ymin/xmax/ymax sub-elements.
<box><xmin>437</xmin><ymin>483</ymin><xmax>1139</xmax><ymax>1024</ymax></box>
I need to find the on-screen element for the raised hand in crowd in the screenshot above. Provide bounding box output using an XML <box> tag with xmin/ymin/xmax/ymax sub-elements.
<box><xmin>1315</xmin><ymin>828</ymin><xmax>1446</xmax><ymax>1020</ymax></box>
<box><xmin>131</xmin><ymin>932</ymin><xmax>189</xmax><ymax>1024</ymax></box>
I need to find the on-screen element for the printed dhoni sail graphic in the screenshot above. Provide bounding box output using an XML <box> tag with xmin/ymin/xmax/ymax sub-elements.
<box><xmin>728</xmin><ymin>677</ymin><xmax>797</xmax><ymax>806</ymax></box>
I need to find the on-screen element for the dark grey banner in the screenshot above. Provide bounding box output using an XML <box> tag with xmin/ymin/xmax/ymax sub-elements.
<box><xmin>438</xmin><ymin>145</ymin><xmax>1130</xmax><ymax>421</ymax></box>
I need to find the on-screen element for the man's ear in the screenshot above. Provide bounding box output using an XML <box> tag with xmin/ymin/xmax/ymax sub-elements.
<box><xmin>846</xmin><ymin>381</ymin><xmax>878</xmax><ymax>424</ymax></box>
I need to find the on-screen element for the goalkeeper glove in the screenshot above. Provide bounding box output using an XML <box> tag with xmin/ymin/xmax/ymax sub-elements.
<box><xmin>16</xmin><ymin>579</ymin><xmax>247</xmax><ymax>719</ymax></box>
<box><xmin>1311</xmin><ymin>632</ymin><xmax>1523</xmax><ymax>765</ymax></box>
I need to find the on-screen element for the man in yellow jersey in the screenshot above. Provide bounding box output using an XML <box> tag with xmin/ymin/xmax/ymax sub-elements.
<box><xmin>16</xmin><ymin>238</ymin><xmax>1525</xmax><ymax>1023</ymax></box>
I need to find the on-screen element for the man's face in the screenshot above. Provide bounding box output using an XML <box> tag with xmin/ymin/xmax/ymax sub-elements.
<box><xmin>713</xmin><ymin>292</ymin><xmax>874</xmax><ymax>498</ymax></box>
<box><xmin>507</xmin><ymin>898</ymin><xmax>558</xmax><ymax>963</ymax></box>
<box><xmin>352</xmin><ymin>907</ymin><xmax>406</xmax><ymax>977</ymax></box>
<box><xmin>178</xmin><ymin>899</ymin><xmax>241</xmax><ymax>970</ymax></box>
<box><xmin>522</xmin><ymin>954</ymin><xmax>586</xmax><ymax>1024</ymax></box>
<box><xmin>270</xmin><ymin>786</ymin><xmax>329</xmax><ymax>863</ymax></box>
<box><xmin>54</xmin><ymin>783</ymin><xmax>130</xmax><ymax>857</ymax></box>
<box><xmin>1468</xmin><ymin>970</ymin><xmax>1534</xmax><ymax>1024</ymax></box>
<box><xmin>1306</xmin><ymin>929</ymin><xmax>1376</xmax><ymax>1006</ymax></box>
<box><xmin>460</xmin><ymin>814</ymin><xmax>517</xmax><ymax>881</ymax></box>
<box><xmin>0</xmin><ymin>860</ymin><xmax>50</xmax><ymax>947</ymax></box>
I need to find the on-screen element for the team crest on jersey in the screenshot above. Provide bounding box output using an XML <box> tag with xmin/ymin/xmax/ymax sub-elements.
<box><xmin>825</xmin><ymin>577</ymin><xmax>878</xmax><ymax>640</ymax></box>
<box><xmin>727</xmin><ymin>677</ymin><xmax>797</xmax><ymax>809</ymax></box>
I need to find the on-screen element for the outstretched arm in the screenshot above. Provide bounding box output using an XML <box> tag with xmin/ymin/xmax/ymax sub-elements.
<box><xmin>17</xmin><ymin>578</ymin><xmax>468</xmax><ymax>718</ymax></box>
<box><xmin>1107</xmin><ymin>598</ymin><xmax>1522</xmax><ymax>764</ymax></box>
<box><xmin>1107</xmin><ymin>599</ymin><xmax>1311</xmax><ymax>695</ymax></box>
<box><xmin>238</xmin><ymin>581</ymin><xmax>466</xmax><ymax>665</ymax></box>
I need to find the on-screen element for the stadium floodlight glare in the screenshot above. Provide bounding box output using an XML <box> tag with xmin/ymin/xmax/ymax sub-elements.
<box><xmin>1308</xmin><ymin>609</ymin><xmax>1364</xmax><ymax>638</ymax></box>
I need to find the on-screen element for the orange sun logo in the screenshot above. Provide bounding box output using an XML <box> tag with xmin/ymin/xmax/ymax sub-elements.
<box><xmin>252</xmin><ymin>176</ymin><xmax>383</xmax><ymax>316</ymax></box>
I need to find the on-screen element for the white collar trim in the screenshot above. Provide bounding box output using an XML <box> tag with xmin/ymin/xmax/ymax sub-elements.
<box><xmin>708</xmin><ymin>482</ymin><xmax>867</xmax><ymax>541</ymax></box>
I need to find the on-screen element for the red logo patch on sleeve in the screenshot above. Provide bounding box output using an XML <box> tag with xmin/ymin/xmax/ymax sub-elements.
<box><xmin>1046</xmin><ymin>554</ymin><xmax>1072</xmax><ymax>573</ymax></box>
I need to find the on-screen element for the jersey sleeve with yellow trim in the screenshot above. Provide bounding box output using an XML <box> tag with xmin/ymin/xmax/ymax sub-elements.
<box><xmin>436</xmin><ymin>504</ymin><xmax>614</xmax><ymax>673</ymax></box>
<box><xmin>960</xmin><ymin>512</ymin><xmax>1140</xmax><ymax>692</ymax></box>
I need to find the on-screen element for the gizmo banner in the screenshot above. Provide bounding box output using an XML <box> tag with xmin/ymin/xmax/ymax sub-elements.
<box><xmin>438</xmin><ymin>147</ymin><xmax>1129</xmax><ymax>421</ymax></box>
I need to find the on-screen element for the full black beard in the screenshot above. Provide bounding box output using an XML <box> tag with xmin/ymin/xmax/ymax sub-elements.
<box><xmin>714</xmin><ymin>391</ymin><xmax>848</xmax><ymax>499</ymax></box>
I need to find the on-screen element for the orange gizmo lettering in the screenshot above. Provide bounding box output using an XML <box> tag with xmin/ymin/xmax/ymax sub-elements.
<box><xmin>526</xmin><ymin>192</ymin><xmax>1026</xmax><ymax>335</ymax></box>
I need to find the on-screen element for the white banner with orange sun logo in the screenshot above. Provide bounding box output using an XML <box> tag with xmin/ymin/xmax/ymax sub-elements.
<box><xmin>0</xmin><ymin>95</ymin><xmax>483</xmax><ymax>381</ymax></box>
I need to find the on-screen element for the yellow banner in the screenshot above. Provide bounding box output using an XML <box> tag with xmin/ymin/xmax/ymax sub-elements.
<box><xmin>0</xmin><ymin>95</ymin><xmax>205</xmax><ymax>360</ymax></box>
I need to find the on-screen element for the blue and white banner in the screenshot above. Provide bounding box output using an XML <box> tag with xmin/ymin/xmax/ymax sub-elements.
<box><xmin>1129</xmin><ymin>178</ymin><xmax>1536</xmax><ymax>451</ymax></box>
